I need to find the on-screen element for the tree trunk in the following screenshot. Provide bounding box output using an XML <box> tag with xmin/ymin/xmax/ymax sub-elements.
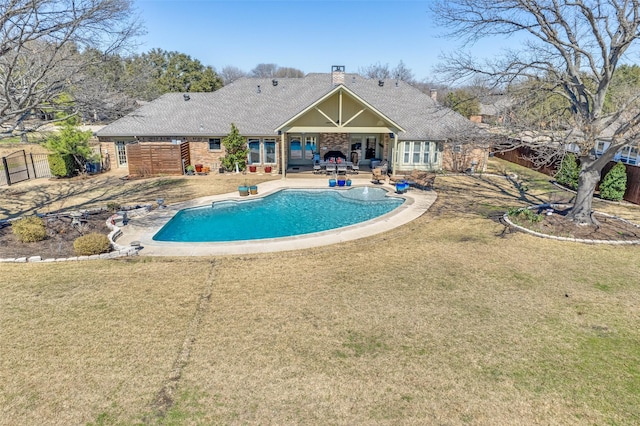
<box><xmin>568</xmin><ymin>156</ymin><xmax>603</xmax><ymax>225</ymax></box>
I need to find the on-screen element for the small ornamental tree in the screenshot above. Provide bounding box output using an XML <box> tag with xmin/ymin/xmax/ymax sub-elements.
<box><xmin>220</xmin><ymin>123</ymin><xmax>248</xmax><ymax>172</ymax></box>
<box><xmin>45</xmin><ymin>121</ymin><xmax>95</xmax><ymax>174</ymax></box>
<box><xmin>599</xmin><ymin>162</ymin><xmax>627</xmax><ymax>201</ymax></box>
<box><xmin>555</xmin><ymin>154</ymin><xmax>579</xmax><ymax>190</ymax></box>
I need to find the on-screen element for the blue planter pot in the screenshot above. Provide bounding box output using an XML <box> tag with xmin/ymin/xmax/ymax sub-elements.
<box><xmin>329</xmin><ymin>179</ymin><xmax>336</xmax><ymax>187</ymax></box>
<box><xmin>337</xmin><ymin>179</ymin><xmax>346</xmax><ymax>187</ymax></box>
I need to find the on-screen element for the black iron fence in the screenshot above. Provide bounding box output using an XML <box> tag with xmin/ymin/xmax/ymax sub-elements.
<box><xmin>0</xmin><ymin>150</ymin><xmax>52</xmax><ymax>186</ymax></box>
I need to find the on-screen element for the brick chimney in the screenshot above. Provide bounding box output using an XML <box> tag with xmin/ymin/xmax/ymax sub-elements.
<box><xmin>332</xmin><ymin>65</ymin><xmax>345</xmax><ymax>86</ymax></box>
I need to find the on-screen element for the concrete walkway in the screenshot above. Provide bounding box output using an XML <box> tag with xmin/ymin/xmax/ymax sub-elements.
<box><xmin>115</xmin><ymin>178</ymin><xmax>437</xmax><ymax>256</ymax></box>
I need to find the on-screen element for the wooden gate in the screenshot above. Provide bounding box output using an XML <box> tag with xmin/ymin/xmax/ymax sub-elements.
<box><xmin>126</xmin><ymin>142</ymin><xmax>190</xmax><ymax>176</ymax></box>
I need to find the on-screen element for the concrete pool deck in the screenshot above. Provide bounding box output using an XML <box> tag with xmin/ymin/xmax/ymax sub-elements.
<box><xmin>114</xmin><ymin>178</ymin><xmax>437</xmax><ymax>256</ymax></box>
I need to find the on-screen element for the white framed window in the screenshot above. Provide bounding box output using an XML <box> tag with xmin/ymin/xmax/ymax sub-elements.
<box><xmin>264</xmin><ymin>139</ymin><xmax>277</xmax><ymax>164</ymax></box>
<box><xmin>401</xmin><ymin>141</ymin><xmax>438</xmax><ymax>166</ymax></box>
<box><xmin>208</xmin><ymin>138</ymin><xmax>221</xmax><ymax>151</ymax></box>
<box><xmin>304</xmin><ymin>136</ymin><xmax>316</xmax><ymax>160</ymax></box>
<box><xmin>248</xmin><ymin>138</ymin><xmax>260</xmax><ymax>164</ymax></box>
<box><xmin>290</xmin><ymin>135</ymin><xmax>302</xmax><ymax>160</ymax></box>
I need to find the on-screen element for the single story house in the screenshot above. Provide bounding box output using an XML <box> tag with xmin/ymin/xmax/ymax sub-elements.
<box><xmin>97</xmin><ymin>66</ymin><xmax>487</xmax><ymax>176</ymax></box>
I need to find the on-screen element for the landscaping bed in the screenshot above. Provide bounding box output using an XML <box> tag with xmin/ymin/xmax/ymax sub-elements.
<box><xmin>0</xmin><ymin>211</ymin><xmax>113</xmax><ymax>259</ymax></box>
<box><xmin>507</xmin><ymin>206</ymin><xmax>640</xmax><ymax>242</ymax></box>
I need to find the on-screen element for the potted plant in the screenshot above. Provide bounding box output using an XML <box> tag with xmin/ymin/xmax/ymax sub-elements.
<box><xmin>238</xmin><ymin>185</ymin><xmax>249</xmax><ymax>196</ymax></box>
<box><xmin>185</xmin><ymin>165</ymin><xmax>195</xmax><ymax>175</ymax></box>
<box><xmin>264</xmin><ymin>165</ymin><xmax>272</xmax><ymax>173</ymax></box>
<box><xmin>195</xmin><ymin>164</ymin><xmax>203</xmax><ymax>173</ymax></box>
<box><xmin>346</xmin><ymin>178</ymin><xmax>352</xmax><ymax>186</ymax></box>
<box><xmin>249</xmin><ymin>165</ymin><xmax>257</xmax><ymax>173</ymax></box>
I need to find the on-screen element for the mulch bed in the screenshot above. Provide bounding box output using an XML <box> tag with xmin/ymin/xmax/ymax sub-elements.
<box><xmin>508</xmin><ymin>206</ymin><xmax>640</xmax><ymax>241</ymax></box>
<box><xmin>0</xmin><ymin>211</ymin><xmax>114</xmax><ymax>259</ymax></box>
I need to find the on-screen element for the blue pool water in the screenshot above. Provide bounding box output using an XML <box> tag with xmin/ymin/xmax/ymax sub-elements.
<box><xmin>152</xmin><ymin>187</ymin><xmax>404</xmax><ymax>242</ymax></box>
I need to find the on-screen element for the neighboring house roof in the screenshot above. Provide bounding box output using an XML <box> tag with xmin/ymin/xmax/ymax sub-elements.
<box><xmin>478</xmin><ymin>94</ymin><xmax>513</xmax><ymax>116</ymax></box>
<box><xmin>97</xmin><ymin>73</ymin><xmax>476</xmax><ymax>140</ymax></box>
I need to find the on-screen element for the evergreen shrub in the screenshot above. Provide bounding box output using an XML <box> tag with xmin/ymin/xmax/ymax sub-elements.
<box><xmin>73</xmin><ymin>233</ymin><xmax>111</xmax><ymax>256</ymax></box>
<box><xmin>12</xmin><ymin>216</ymin><xmax>47</xmax><ymax>242</ymax></box>
<box><xmin>555</xmin><ymin>153</ymin><xmax>579</xmax><ymax>189</ymax></box>
<box><xmin>600</xmin><ymin>162</ymin><xmax>627</xmax><ymax>201</ymax></box>
<box><xmin>48</xmin><ymin>153</ymin><xmax>76</xmax><ymax>177</ymax></box>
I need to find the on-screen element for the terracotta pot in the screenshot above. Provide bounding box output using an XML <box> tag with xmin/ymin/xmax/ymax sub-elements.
<box><xmin>264</xmin><ymin>166</ymin><xmax>272</xmax><ymax>173</ymax></box>
<box><xmin>195</xmin><ymin>164</ymin><xmax>203</xmax><ymax>172</ymax></box>
<box><xmin>249</xmin><ymin>165</ymin><xmax>257</xmax><ymax>173</ymax></box>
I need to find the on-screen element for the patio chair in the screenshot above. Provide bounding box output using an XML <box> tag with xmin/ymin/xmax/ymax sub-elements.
<box><xmin>350</xmin><ymin>160</ymin><xmax>359</xmax><ymax>174</ymax></box>
<box><xmin>313</xmin><ymin>163</ymin><xmax>322</xmax><ymax>174</ymax></box>
<box><xmin>325</xmin><ymin>163</ymin><xmax>336</xmax><ymax>175</ymax></box>
<box><xmin>371</xmin><ymin>167</ymin><xmax>386</xmax><ymax>184</ymax></box>
<box><xmin>337</xmin><ymin>163</ymin><xmax>348</xmax><ymax>175</ymax></box>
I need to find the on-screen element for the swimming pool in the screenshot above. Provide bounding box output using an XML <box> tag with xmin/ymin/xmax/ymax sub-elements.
<box><xmin>152</xmin><ymin>187</ymin><xmax>404</xmax><ymax>242</ymax></box>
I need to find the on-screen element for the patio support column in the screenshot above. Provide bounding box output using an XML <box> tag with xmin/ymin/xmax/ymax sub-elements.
<box><xmin>390</xmin><ymin>132</ymin><xmax>397</xmax><ymax>176</ymax></box>
<box><xmin>280</xmin><ymin>132</ymin><xmax>286</xmax><ymax>179</ymax></box>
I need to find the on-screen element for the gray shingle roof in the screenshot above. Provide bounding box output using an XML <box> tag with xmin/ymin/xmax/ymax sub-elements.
<box><xmin>97</xmin><ymin>73</ymin><xmax>477</xmax><ymax>140</ymax></box>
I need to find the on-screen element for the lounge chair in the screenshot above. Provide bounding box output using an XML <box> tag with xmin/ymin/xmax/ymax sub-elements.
<box><xmin>350</xmin><ymin>160</ymin><xmax>359</xmax><ymax>174</ymax></box>
<box><xmin>371</xmin><ymin>167</ymin><xmax>386</xmax><ymax>184</ymax></box>
<box><xmin>337</xmin><ymin>163</ymin><xmax>348</xmax><ymax>175</ymax></box>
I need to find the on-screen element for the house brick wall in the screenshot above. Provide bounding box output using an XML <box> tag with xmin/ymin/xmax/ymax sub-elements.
<box><xmin>189</xmin><ymin>141</ymin><xmax>225</xmax><ymax>172</ymax></box>
<box><xmin>98</xmin><ymin>136</ymin><xmax>282</xmax><ymax>174</ymax></box>
<box><xmin>442</xmin><ymin>143</ymin><xmax>489</xmax><ymax>172</ymax></box>
<box><xmin>319</xmin><ymin>133</ymin><xmax>350</xmax><ymax>158</ymax></box>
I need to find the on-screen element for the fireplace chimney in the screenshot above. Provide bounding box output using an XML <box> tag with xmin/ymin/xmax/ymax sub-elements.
<box><xmin>331</xmin><ymin>65</ymin><xmax>345</xmax><ymax>86</ymax></box>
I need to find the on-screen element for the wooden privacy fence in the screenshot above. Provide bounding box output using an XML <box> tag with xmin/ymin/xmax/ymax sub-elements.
<box><xmin>0</xmin><ymin>150</ymin><xmax>52</xmax><ymax>186</ymax></box>
<box><xmin>126</xmin><ymin>142</ymin><xmax>190</xmax><ymax>176</ymax></box>
<box><xmin>495</xmin><ymin>147</ymin><xmax>640</xmax><ymax>204</ymax></box>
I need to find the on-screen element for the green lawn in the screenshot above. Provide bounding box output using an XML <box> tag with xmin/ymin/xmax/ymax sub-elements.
<box><xmin>1</xmin><ymin>159</ymin><xmax>639</xmax><ymax>425</ymax></box>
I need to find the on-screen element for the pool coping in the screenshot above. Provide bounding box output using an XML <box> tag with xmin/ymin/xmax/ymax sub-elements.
<box><xmin>112</xmin><ymin>178</ymin><xmax>437</xmax><ymax>256</ymax></box>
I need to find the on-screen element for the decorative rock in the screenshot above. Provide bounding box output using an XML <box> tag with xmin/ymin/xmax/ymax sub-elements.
<box><xmin>27</xmin><ymin>256</ymin><xmax>42</xmax><ymax>262</ymax></box>
<box><xmin>15</xmin><ymin>257</ymin><xmax>27</xmax><ymax>263</ymax></box>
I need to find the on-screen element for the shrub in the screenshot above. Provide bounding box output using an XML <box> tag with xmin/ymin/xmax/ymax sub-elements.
<box><xmin>555</xmin><ymin>153</ymin><xmax>579</xmax><ymax>189</ymax></box>
<box><xmin>12</xmin><ymin>216</ymin><xmax>47</xmax><ymax>242</ymax></box>
<box><xmin>48</xmin><ymin>153</ymin><xmax>76</xmax><ymax>177</ymax></box>
<box><xmin>600</xmin><ymin>162</ymin><xmax>627</xmax><ymax>201</ymax></box>
<box><xmin>73</xmin><ymin>233</ymin><xmax>111</xmax><ymax>256</ymax></box>
<box><xmin>106</xmin><ymin>202</ymin><xmax>121</xmax><ymax>212</ymax></box>
<box><xmin>507</xmin><ymin>207</ymin><xmax>543</xmax><ymax>223</ymax></box>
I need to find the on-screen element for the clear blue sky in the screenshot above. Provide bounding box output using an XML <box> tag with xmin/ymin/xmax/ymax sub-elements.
<box><xmin>133</xmin><ymin>0</ymin><xmax>514</xmax><ymax>82</ymax></box>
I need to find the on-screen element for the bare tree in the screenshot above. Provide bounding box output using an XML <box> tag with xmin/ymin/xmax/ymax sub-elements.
<box><xmin>274</xmin><ymin>67</ymin><xmax>304</xmax><ymax>78</ymax></box>
<box><xmin>360</xmin><ymin>61</ymin><xmax>415</xmax><ymax>82</ymax></box>
<box><xmin>220</xmin><ymin>65</ymin><xmax>247</xmax><ymax>85</ymax></box>
<box><xmin>250</xmin><ymin>63</ymin><xmax>278</xmax><ymax>78</ymax></box>
<box><xmin>0</xmin><ymin>0</ymin><xmax>141</xmax><ymax>140</ymax></box>
<box><xmin>359</xmin><ymin>62</ymin><xmax>391</xmax><ymax>79</ymax></box>
<box><xmin>249</xmin><ymin>63</ymin><xmax>304</xmax><ymax>79</ymax></box>
<box><xmin>433</xmin><ymin>0</ymin><xmax>640</xmax><ymax>224</ymax></box>
<box><xmin>392</xmin><ymin>60</ymin><xmax>414</xmax><ymax>82</ymax></box>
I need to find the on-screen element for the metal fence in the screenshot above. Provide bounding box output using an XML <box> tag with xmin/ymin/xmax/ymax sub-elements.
<box><xmin>0</xmin><ymin>150</ymin><xmax>52</xmax><ymax>186</ymax></box>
